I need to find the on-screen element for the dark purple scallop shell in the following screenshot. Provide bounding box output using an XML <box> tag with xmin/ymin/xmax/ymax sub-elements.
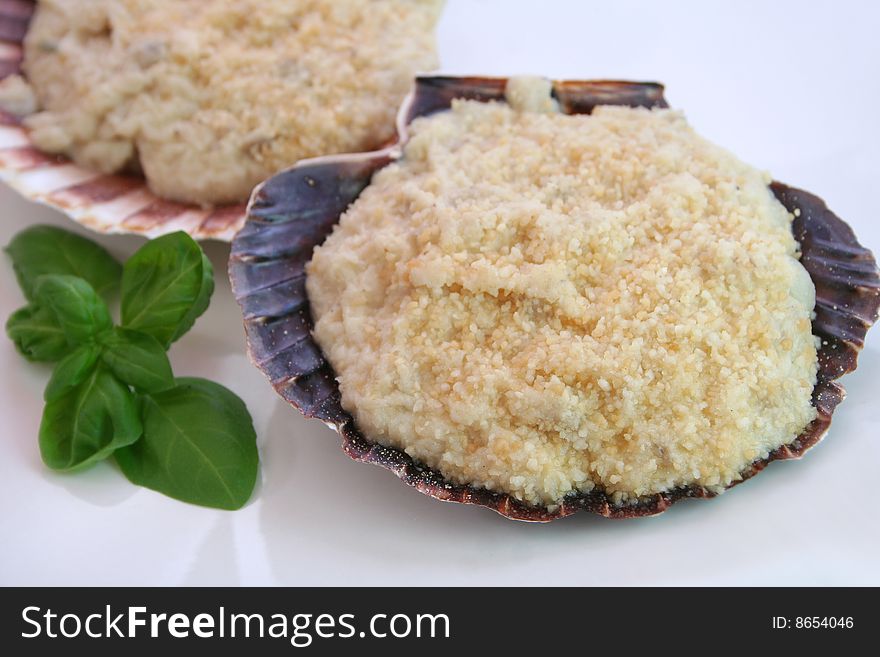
<box><xmin>230</xmin><ymin>76</ymin><xmax>880</xmax><ymax>521</ymax></box>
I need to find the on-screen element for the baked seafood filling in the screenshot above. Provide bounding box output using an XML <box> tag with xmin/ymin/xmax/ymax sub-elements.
<box><xmin>0</xmin><ymin>0</ymin><xmax>443</xmax><ymax>205</ymax></box>
<box><xmin>306</xmin><ymin>78</ymin><xmax>819</xmax><ymax>507</ymax></box>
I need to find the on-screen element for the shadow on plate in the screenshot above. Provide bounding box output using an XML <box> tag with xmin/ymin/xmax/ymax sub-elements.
<box><xmin>254</xmin><ymin>398</ymin><xmax>741</xmax><ymax>583</ymax></box>
<box><xmin>42</xmin><ymin>461</ymin><xmax>138</xmax><ymax>507</ymax></box>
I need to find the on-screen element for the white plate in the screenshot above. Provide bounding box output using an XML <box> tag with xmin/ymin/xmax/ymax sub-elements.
<box><xmin>1</xmin><ymin>0</ymin><xmax>878</xmax><ymax>586</ymax></box>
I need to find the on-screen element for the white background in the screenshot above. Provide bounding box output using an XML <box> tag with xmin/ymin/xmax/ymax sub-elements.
<box><xmin>1</xmin><ymin>0</ymin><xmax>878</xmax><ymax>586</ymax></box>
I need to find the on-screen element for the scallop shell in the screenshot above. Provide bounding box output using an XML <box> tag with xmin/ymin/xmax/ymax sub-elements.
<box><xmin>0</xmin><ymin>0</ymin><xmax>245</xmax><ymax>240</ymax></box>
<box><xmin>229</xmin><ymin>76</ymin><xmax>880</xmax><ymax>521</ymax></box>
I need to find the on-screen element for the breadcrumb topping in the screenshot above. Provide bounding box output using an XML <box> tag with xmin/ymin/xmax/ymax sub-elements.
<box><xmin>307</xmin><ymin>81</ymin><xmax>819</xmax><ymax>507</ymax></box>
<box><xmin>10</xmin><ymin>0</ymin><xmax>442</xmax><ymax>205</ymax></box>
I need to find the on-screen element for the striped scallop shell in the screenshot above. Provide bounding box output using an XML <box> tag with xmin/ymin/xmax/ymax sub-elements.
<box><xmin>0</xmin><ymin>0</ymin><xmax>245</xmax><ymax>241</ymax></box>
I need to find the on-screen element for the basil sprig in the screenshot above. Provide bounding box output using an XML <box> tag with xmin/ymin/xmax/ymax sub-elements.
<box><xmin>4</xmin><ymin>225</ymin><xmax>258</xmax><ymax>510</ymax></box>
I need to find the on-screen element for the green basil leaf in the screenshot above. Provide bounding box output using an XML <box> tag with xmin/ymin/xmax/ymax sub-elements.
<box><xmin>100</xmin><ymin>327</ymin><xmax>173</xmax><ymax>394</ymax></box>
<box><xmin>39</xmin><ymin>366</ymin><xmax>143</xmax><ymax>471</ymax></box>
<box><xmin>6</xmin><ymin>304</ymin><xmax>68</xmax><ymax>362</ymax></box>
<box><xmin>33</xmin><ymin>274</ymin><xmax>113</xmax><ymax>343</ymax></box>
<box><xmin>44</xmin><ymin>344</ymin><xmax>101</xmax><ymax>402</ymax></box>
<box><xmin>115</xmin><ymin>377</ymin><xmax>258</xmax><ymax>510</ymax></box>
<box><xmin>5</xmin><ymin>225</ymin><xmax>121</xmax><ymax>301</ymax></box>
<box><xmin>174</xmin><ymin>250</ymin><xmax>214</xmax><ymax>344</ymax></box>
<box><xmin>120</xmin><ymin>232</ymin><xmax>213</xmax><ymax>347</ymax></box>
